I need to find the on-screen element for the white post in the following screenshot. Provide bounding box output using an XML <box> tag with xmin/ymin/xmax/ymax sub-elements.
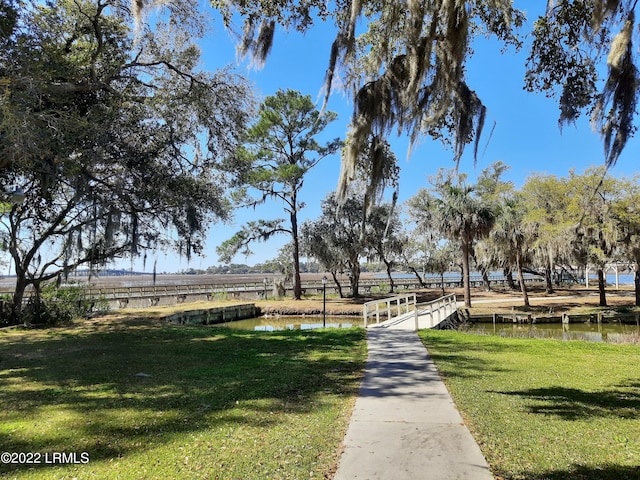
<box><xmin>585</xmin><ymin>266</ymin><xmax>590</xmax><ymax>288</ymax></box>
<box><xmin>414</xmin><ymin>307</ymin><xmax>419</xmax><ymax>330</ymax></box>
<box><xmin>363</xmin><ymin>304</ymin><xmax>368</xmax><ymax>328</ymax></box>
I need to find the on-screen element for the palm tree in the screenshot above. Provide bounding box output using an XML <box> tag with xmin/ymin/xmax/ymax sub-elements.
<box><xmin>491</xmin><ymin>194</ymin><xmax>531</xmax><ymax>307</ymax></box>
<box><xmin>438</xmin><ymin>183</ymin><xmax>495</xmax><ymax>307</ymax></box>
<box><xmin>408</xmin><ymin>171</ymin><xmax>495</xmax><ymax>307</ymax></box>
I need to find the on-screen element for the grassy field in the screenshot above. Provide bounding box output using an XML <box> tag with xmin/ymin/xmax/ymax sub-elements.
<box><xmin>0</xmin><ymin>321</ymin><xmax>366</xmax><ymax>479</ymax></box>
<box><xmin>3</xmin><ymin>285</ymin><xmax>640</xmax><ymax>479</ymax></box>
<box><xmin>419</xmin><ymin>330</ymin><xmax>640</xmax><ymax>480</ymax></box>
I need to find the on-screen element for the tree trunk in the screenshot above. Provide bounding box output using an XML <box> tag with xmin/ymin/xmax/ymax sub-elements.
<box><xmin>350</xmin><ymin>261</ymin><xmax>360</xmax><ymax>298</ymax></box>
<box><xmin>440</xmin><ymin>272</ymin><xmax>445</xmax><ymax>296</ymax></box>
<box><xmin>461</xmin><ymin>241</ymin><xmax>472</xmax><ymax>308</ymax></box>
<box><xmin>11</xmin><ymin>273</ymin><xmax>28</xmax><ymax>325</ymax></box>
<box><xmin>384</xmin><ymin>259</ymin><xmax>395</xmax><ymax>293</ymax></box>
<box><xmin>544</xmin><ymin>253</ymin><xmax>554</xmax><ymax>294</ymax></box>
<box><xmin>504</xmin><ymin>267</ymin><xmax>516</xmax><ymax>290</ymax></box>
<box><xmin>597</xmin><ymin>268</ymin><xmax>607</xmax><ymax>307</ymax></box>
<box><xmin>480</xmin><ymin>267</ymin><xmax>491</xmax><ymax>292</ymax></box>
<box><xmin>330</xmin><ymin>271</ymin><xmax>344</xmax><ymax>298</ymax></box>
<box><xmin>9</xmin><ymin>232</ymin><xmax>30</xmax><ymax>325</ymax></box>
<box><xmin>635</xmin><ymin>268</ymin><xmax>640</xmax><ymax>307</ymax></box>
<box><xmin>516</xmin><ymin>249</ymin><xmax>530</xmax><ymax>307</ymax></box>
<box><xmin>291</xmin><ymin>211</ymin><xmax>302</xmax><ymax>300</ymax></box>
<box><xmin>408</xmin><ymin>266</ymin><xmax>425</xmax><ymax>287</ymax></box>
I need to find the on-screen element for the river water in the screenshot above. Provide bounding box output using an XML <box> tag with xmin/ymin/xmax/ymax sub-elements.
<box><xmin>213</xmin><ymin>316</ymin><xmax>357</xmax><ymax>331</ymax></box>
<box><xmin>213</xmin><ymin>316</ymin><xmax>640</xmax><ymax>344</ymax></box>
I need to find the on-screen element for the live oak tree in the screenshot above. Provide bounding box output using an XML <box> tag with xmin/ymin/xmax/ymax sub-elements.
<box><xmin>301</xmin><ymin>192</ymin><xmax>399</xmax><ymax>297</ymax></box>
<box><xmin>423</xmin><ymin>241</ymin><xmax>457</xmax><ymax>296</ymax></box>
<box><xmin>0</xmin><ymin>0</ymin><xmax>254</xmax><ymax>323</ymax></box>
<box><xmin>526</xmin><ymin>0</ymin><xmax>640</xmax><ymax>167</ymax></box>
<box><xmin>335</xmin><ymin>135</ymin><xmax>402</xmax><ymax>292</ymax></box>
<box><xmin>216</xmin><ymin>89</ymin><xmax>341</xmax><ymax>300</ymax></box>
<box><xmin>365</xmin><ymin>204</ymin><xmax>404</xmax><ymax>293</ymax></box>
<box><xmin>565</xmin><ymin>167</ymin><xmax>620</xmax><ymax>307</ymax></box>
<box><xmin>399</xmin><ymin>234</ymin><xmax>457</xmax><ymax>295</ymax></box>
<box><xmin>521</xmin><ymin>173</ymin><xmax>576</xmax><ymax>292</ymax></box>
<box><xmin>610</xmin><ymin>175</ymin><xmax>640</xmax><ymax>305</ymax></box>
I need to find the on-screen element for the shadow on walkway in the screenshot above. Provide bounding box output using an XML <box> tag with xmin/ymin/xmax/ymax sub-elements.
<box><xmin>334</xmin><ymin>325</ymin><xmax>493</xmax><ymax>479</ymax></box>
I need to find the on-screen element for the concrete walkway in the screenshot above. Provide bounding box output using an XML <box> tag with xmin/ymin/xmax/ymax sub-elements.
<box><xmin>333</xmin><ymin>317</ymin><xmax>493</xmax><ymax>480</ymax></box>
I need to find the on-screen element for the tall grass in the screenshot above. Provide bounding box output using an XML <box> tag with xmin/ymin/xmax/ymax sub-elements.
<box><xmin>0</xmin><ymin>323</ymin><xmax>366</xmax><ymax>479</ymax></box>
<box><xmin>419</xmin><ymin>330</ymin><xmax>640</xmax><ymax>480</ymax></box>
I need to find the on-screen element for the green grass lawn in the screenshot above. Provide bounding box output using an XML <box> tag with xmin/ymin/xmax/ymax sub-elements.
<box><xmin>419</xmin><ymin>330</ymin><xmax>640</xmax><ymax>480</ymax></box>
<box><xmin>0</xmin><ymin>322</ymin><xmax>366</xmax><ymax>479</ymax></box>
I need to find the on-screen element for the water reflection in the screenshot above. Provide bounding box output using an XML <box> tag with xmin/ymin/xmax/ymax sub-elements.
<box><xmin>464</xmin><ymin>322</ymin><xmax>640</xmax><ymax>343</ymax></box>
<box><xmin>214</xmin><ymin>316</ymin><xmax>356</xmax><ymax>331</ymax></box>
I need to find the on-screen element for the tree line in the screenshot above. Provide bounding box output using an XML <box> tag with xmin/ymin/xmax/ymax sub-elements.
<box><xmin>405</xmin><ymin>163</ymin><xmax>640</xmax><ymax>309</ymax></box>
<box><xmin>256</xmin><ymin>162</ymin><xmax>640</xmax><ymax>311</ymax></box>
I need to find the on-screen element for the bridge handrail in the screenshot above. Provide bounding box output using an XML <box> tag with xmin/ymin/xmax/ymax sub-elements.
<box><xmin>413</xmin><ymin>294</ymin><xmax>457</xmax><ymax>330</ymax></box>
<box><xmin>363</xmin><ymin>293</ymin><xmax>416</xmax><ymax>327</ymax></box>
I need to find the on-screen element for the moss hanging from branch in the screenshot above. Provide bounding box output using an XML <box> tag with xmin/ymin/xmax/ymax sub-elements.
<box><xmin>592</xmin><ymin>10</ymin><xmax>639</xmax><ymax>167</ymax></box>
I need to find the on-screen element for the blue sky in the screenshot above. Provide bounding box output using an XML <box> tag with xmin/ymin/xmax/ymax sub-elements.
<box><xmin>151</xmin><ymin>5</ymin><xmax>640</xmax><ymax>273</ymax></box>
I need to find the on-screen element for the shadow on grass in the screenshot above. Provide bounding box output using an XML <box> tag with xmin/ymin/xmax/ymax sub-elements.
<box><xmin>0</xmin><ymin>324</ymin><xmax>365</xmax><ymax>474</ymax></box>
<box><xmin>418</xmin><ymin>331</ymin><xmax>517</xmax><ymax>379</ymax></box>
<box><xmin>515</xmin><ymin>463</ymin><xmax>640</xmax><ymax>480</ymax></box>
<box><xmin>492</xmin><ymin>380</ymin><xmax>640</xmax><ymax>420</ymax></box>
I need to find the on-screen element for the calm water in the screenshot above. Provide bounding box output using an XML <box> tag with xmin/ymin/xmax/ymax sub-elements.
<box><xmin>463</xmin><ymin>322</ymin><xmax>640</xmax><ymax>343</ymax></box>
<box><xmin>213</xmin><ymin>316</ymin><xmax>356</xmax><ymax>331</ymax></box>
<box><xmin>212</xmin><ymin>316</ymin><xmax>640</xmax><ymax>342</ymax></box>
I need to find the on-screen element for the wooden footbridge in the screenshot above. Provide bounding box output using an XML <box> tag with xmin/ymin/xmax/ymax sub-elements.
<box><xmin>362</xmin><ymin>293</ymin><xmax>458</xmax><ymax>330</ymax></box>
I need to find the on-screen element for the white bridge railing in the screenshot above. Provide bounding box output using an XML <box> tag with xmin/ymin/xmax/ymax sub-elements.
<box><xmin>363</xmin><ymin>293</ymin><xmax>416</xmax><ymax>327</ymax></box>
<box><xmin>413</xmin><ymin>294</ymin><xmax>457</xmax><ymax>330</ymax></box>
<box><xmin>362</xmin><ymin>293</ymin><xmax>458</xmax><ymax>330</ymax></box>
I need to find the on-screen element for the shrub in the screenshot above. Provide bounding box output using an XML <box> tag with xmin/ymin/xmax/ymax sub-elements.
<box><xmin>21</xmin><ymin>284</ymin><xmax>102</xmax><ymax>326</ymax></box>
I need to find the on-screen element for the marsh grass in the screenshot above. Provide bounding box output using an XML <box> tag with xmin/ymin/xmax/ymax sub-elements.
<box><xmin>419</xmin><ymin>330</ymin><xmax>640</xmax><ymax>480</ymax></box>
<box><xmin>0</xmin><ymin>322</ymin><xmax>366</xmax><ymax>479</ymax></box>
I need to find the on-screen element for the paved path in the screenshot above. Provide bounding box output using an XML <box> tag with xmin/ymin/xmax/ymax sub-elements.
<box><xmin>334</xmin><ymin>316</ymin><xmax>493</xmax><ymax>480</ymax></box>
